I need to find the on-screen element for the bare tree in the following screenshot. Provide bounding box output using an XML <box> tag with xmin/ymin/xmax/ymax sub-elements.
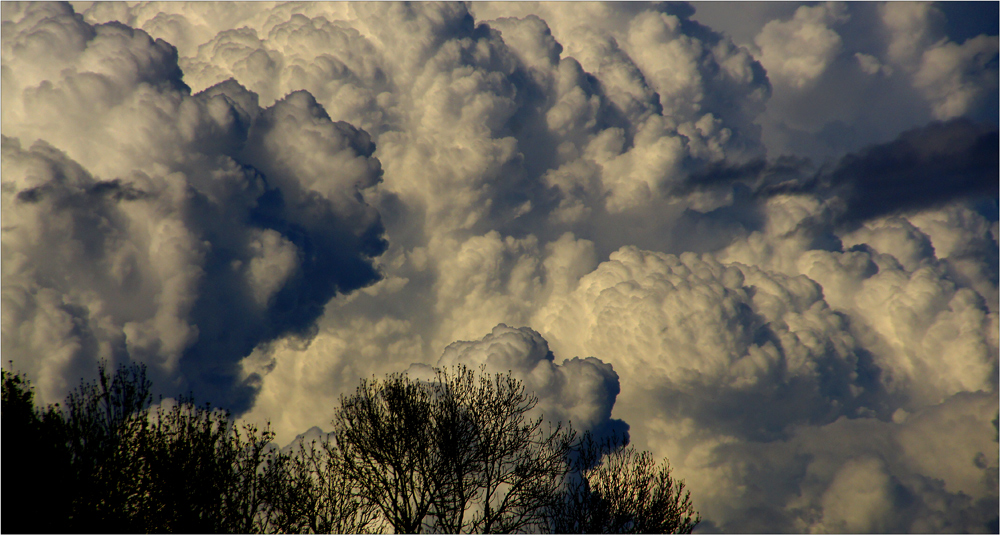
<box><xmin>260</xmin><ymin>434</ymin><xmax>384</xmax><ymax>533</ymax></box>
<box><xmin>331</xmin><ymin>365</ymin><xmax>576</xmax><ymax>534</ymax></box>
<box><xmin>437</xmin><ymin>368</ymin><xmax>574</xmax><ymax>534</ymax></box>
<box><xmin>5</xmin><ymin>362</ymin><xmax>702</xmax><ymax>534</ymax></box>
<box><xmin>333</xmin><ymin>372</ymin><xmax>443</xmax><ymax>533</ymax></box>
<box><xmin>551</xmin><ymin>432</ymin><xmax>701</xmax><ymax>534</ymax></box>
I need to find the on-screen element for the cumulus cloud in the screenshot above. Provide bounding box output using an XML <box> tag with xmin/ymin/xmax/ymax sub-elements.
<box><xmin>423</xmin><ymin>323</ymin><xmax>626</xmax><ymax>437</ymax></box>
<box><xmin>754</xmin><ymin>2</ymin><xmax>849</xmax><ymax>90</ymax></box>
<box><xmin>711</xmin><ymin>1</ymin><xmax>1000</xmax><ymax>161</ymax></box>
<box><xmin>2</xmin><ymin>2</ymin><xmax>385</xmax><ymax>410</ymax></box>
<box><xmin>880</xmin><ymin>1</ymin><xmax>945</xmax><ymax>69</ymax></box>
<box><xmin>535</xmin><ymin>246</ymin><xmax>881</xmax><ymax>441</ymax></box>
<box><xmin>523</xmin><ymin>207</ymin><xmax>996</xmax><ymax>530</ymax></box>
<box><xmin>914</xmin><ymin>34</ymin><xmax>1000</xmax><ymax>121</ymax></box>
<box><xmin>5</xmin><ymin>2</ymin><xmax>998</xmax><ymax>533</ymax></box>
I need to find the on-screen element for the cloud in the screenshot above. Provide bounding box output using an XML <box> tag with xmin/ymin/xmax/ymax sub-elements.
<box><xmin>754</xmin><ymin>2</ymin><xmax>849</xmax><ymax>90</ymax></box>
<box><xmin>415</xmin><ymin>323</ymin><xmax>626</xmax><ymax>437</ymax></box>
<box><xmin>77</xmin><ymin>1</ymin><xmax>774</xmax><ymax>253</ymax></box>
<box><xmin>826</xmin><ymin>119</ymin><xmax>998</xmax><ymax>224</ymax></box>
<box><xmin>718</xmin><ymin>195</ymin><xmax>998</xmax><ymax>408</ymax></box>
<box><xmin>693</xmin><ymin>390</ymin><xmax>999</xmax><ymax>533</ymax></box>
<box><xmin>914</xmin><ymin>35</ymin><xmax>1000</xmax><ymax>121</ymax></box>
<box><xmin>529</xmin><ymin>225</ymin><xmax>995</xmax><ymax>530</ymax></box>
<box><xmin>239</xmin><ymin>315</ymin><xmax>427</xmax><ymax>442</ymax></box>
<box><xmin>6</xmin><ymin>2</ymin><xmax>999</xmax><ymax>533</ymax></box>
<box><xmin>880</xmin><ymin>2</ymin><xmax>946</xmax><ymax>69</ymax></box>
<box><xmin>2</xmin><ymin>2</ymin><xmax>385</xmax><ymax>410</ymax></box>
<box><xmin>535</xmin><ymin>246</ymin><xmax>881</xmax><ymax>442</ymax></box>
<box><xmin>720</xmin><ymin>1</ymin><xmax>999</xmax><ymax>161</ymax></box>
<box><xmin>687</xmin><ymin>118</ymin><xmax>998</xmax><ymax>228</ymax></box>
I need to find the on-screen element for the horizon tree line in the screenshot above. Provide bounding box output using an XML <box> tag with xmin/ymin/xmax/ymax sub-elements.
<box><xmin>2</xmin><ymin>361</ymin><xmax>700</xmax><ymax>534</ymax></box>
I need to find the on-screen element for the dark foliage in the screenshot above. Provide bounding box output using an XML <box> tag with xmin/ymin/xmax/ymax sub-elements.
<box><xmin>2</xmin><ymin>363</ymin><xmax>700</xmax><ymax>534</ymax></box>
<box><xmin>2</xmin><ymin>367</ymin><xmax>73</xmax><ymax>533</ymax></box>
<box><xmin>332</xmin><ymin>366</ymin><xmax>576</xmax><ymax>533</ymax></box>
<box><xmin>2</xmin><ymin>362</ymin><xmax>278</xmax><ymax>533</ymax></box>
<box><xmin>551</xmin><ymin>432</ymin><xmax>701</xmax><ymax>533</ymax></box>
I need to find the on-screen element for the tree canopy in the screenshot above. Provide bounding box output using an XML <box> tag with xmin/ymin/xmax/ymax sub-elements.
<box><xmin>2</xmin><ymin>362</ymin><xmax>700</xmax><ymax>534</ymax></box>
<box><xmin>332</xmin><ymin>366</ymin><xmax>576</xmax><ymax>533</ymax></box>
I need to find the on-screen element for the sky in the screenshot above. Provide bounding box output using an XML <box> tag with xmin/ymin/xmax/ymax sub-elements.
<box><xmin>1</xmin><ymin>1</ymin><xmax>997</xmax><ymax>532</ymax></box>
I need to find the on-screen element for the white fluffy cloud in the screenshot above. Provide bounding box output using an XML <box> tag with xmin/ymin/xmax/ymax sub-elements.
<box><xmin>6</xmin><ymin>2</ymin><xmax>998</xmax><ymax>532</ymax></box>
<box><xmin>2</xmin><ymin>2</ymin><xmax>386</xmax><ymax>409</ymax></box>
<box><xmin>527</xmin><ymin>208</ymin><xmax>996</xmax><ymax>530</ymax></box>
<box><xmin>535</xmin><ymin>245</ymin><xmax>877</xmax><ymax>440</ymax></box>
<box><xmin>420</xmin><ymin>323</ymin><xmax>624</xmax><ymax>436</ymax></box>
<box><xmin>754</xmin><ymin>2</ymin><xmax>849</xmax><ymax>90</ymax></box>
<box><xmin>719</xmin><ymin>195</ymin><xmax>997</xmax><ymax>410</ymax></box>
<box><xmin>717</xmin><ymin>1</ymin><xmax>1000</xmax><ymax>161</ymax></box>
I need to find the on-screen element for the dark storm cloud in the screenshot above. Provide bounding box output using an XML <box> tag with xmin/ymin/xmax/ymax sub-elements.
<box><xmin>175</xmin><ymin>88</ymin><xmax>390</xmax><ymax>410</ymax></box>
<box><xmin>686</xmin><ymin>118</ymin><xmax>998</xmax><ymax>230</ymax></box>
<box><xmin>828</xmin><ymin>118</ymin><xmax>998</xmax><ymax>224</ymax></box>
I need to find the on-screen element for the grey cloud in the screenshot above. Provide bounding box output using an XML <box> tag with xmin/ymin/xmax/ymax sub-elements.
<box><xmin>685</xmin><ymin>118</ymin><xmax>998</xmax><ymax>233</ymax></box>
<box><xmin>8</xmin><ymin>3</ymin><xmax>998</xmax><ymax>533</ymax></box>
<box><xmin>2</xmin><ymin>3</ymin><xmax>385</xmax><ymax>412</ymax></box>
<box><xmin>690</xmin><ymin>1</ymin><xmax>997</xmax><ymax>161</ymax></box>
<box><xmin>826</xmin><ymin>118</ymin><xmax>998</xmax><ymax>225</ymax></box>
<box><xmin>701</xmin><ymin>391</ymin><xmax>999</xmax><ymax>533</ymax></box>
<box><xmin>421</xmin><ymin>323</ymin><xmax>628</xmax><ymax>439</ymax></box>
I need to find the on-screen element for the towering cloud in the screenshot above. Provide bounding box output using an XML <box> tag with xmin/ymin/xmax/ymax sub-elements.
<box><xmin>692</xmin><ymin>1</ymin><xmax>999</xmax><ymax>160</ymax></box>
<box><xmin>4</xmin><ymin>1</ymin><xmax>997</xmax><ymax>532</ymax></box>
<box><xmin>2</xmin><ymin>2</ymin><xmax>386</xmax><ymax>410</ymax></box>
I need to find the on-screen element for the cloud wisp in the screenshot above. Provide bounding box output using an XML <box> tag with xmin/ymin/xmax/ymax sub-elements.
<box><xmin>3</xmin><ymin>1</ymin><xmax>997</xmax><ymax>532</ymax></box>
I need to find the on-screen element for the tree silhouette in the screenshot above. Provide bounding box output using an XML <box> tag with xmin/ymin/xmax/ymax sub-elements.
<box><xmin>138</xmin><ymin>399</ymin><xmax>277</xmax><ymax>533</ymax></box>
<box><xmin>3</xmin><ymin>362</ymin><xmax>701</xmax><ymax>534</ymax></box>
<box><xmin>551</xmin><ymin>432</ymin><xmax>701</xmax><ymax>533</ymax></box>
<box><xmin>332</xmin><ymin>366</ymin><xmax>577</xmax><ymax>533</ymax></box>
<box><xmin>2</xmin><ymin>367</ymin><xmax>73</xmax><ymax>533</ymax></box>
<box><xmin>259</xmin><ymin>433</ymin><xmax>384</xmax><ymax>533</ymax></box>
<box><xmin>2</xmin><ymin>362</ymin><xmax>278</xmax><ymax>533</ymax></box>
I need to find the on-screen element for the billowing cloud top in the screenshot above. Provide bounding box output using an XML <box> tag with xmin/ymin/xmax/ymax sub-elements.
<box><xmin>3</xmin><ymin>2</ymin><xmax>997</xmax><ymax>532</ymax></box>
<box><xmin>2</xmin><ymin>2</ymin><xmax>386</xmax><ymax>410</ymax></box>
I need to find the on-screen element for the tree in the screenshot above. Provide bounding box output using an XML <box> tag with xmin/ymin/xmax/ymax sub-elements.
<box><xmin>428</xmin><ymin>367</ymin><xmax>575</xmax><ymax>534</ymax></box>
<box><xmin>2</xmin><ymin>367</ymin><xmax>73</xmax><ymax>533</ymax></box>
<box><xmin>4</xmin><ymin>362</ymin><xmax>702</xmax><ymax>534</ymax></box>
<box><xmin>550</xmin><ymin>432</ymin><xmax>701</xmax><ymax>534</ymax></box>
<box><xmin>258</xmin><ymin>434</ymin><xmax>385</xmax><ymax>533</ymax></box>
<box><xmin>59</xmin><ymin>362</ymin><xmax>154</xmax><ymax>532</ymax></box>
<box><xmin>333</xmin><ymin>370</ymin><xmax>441</xmax><ymax>532</ymax></box>
<box><xmin>138</xmin><ymin>398</ymin><xmax>278</xmax><ymax>533</ymax></box>
<box><xmin>331</xmin><ymin>365</ymin><xmax>576</xmax><ymax>533</ymax></box>
<box><xmin>1</xmin><ymin>362</ymin><xmax>280</xmax><ymax>533</ymax></box>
